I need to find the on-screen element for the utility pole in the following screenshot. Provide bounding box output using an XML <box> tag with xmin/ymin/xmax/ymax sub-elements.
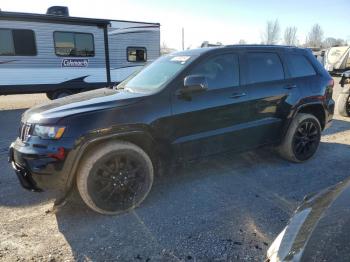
<box><xmin>182</xmin><ymin>27</ymin><xmax>185</xmax><ymax>50</ymax></box>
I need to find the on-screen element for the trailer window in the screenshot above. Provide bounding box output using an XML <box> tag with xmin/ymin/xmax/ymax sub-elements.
<box><xmin>0</xmin><ymin>30</ymin><xmax>14</xmax><ymax>55</ymax></box>
<box><xmin>0</xmin><ymin>29</ymin><xmax>36</xmax><ymax>56</ymax></box>
<box><xmin>12</xmin><ymin>30</ymin><xmax>37</xmax><ymax>56</ymax></box>
<box><xmin>127</xmin><ymin>47</ymin><xmax>147</xmax><ymax>62</ymax></box>
<box><xmin>54</xmin><ymin>32</ymin><xmax>94</xmax><ymax>57</ymax></box>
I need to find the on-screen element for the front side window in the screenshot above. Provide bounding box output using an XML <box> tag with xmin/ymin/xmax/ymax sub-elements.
<box><xmin>127</xmin><ymin>47</ymin><xmax>147</xmax><ymax>62</ymax></box>
<box><xmin>54</xmin><ymin>32</ymin><xmax>94</xmax><ymax>57</ymax></box>
<box><xmin>189</xmin><ymin>53</ymin><xmax>240</xmax><ymax>89</ymax></box>
<box><xmin>0</xmin><ymin>29</ymin><xmax>36</xmax><ymax>56</ymax></box>
<box><xmin>246</xmin><ymin>52</ymin><xmax>284</xmax><ymax>84</ymax></box>
<box><xmin>285</xmin><ymin>54</ymin><xmax>316</xmax><ymax>78</ymax></box>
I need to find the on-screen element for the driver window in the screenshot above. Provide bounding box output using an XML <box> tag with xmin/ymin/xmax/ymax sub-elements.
<box><xmin>190</xmin><ymin>53</ymin><xmax>239</xmax><ymax>89</ymax></box>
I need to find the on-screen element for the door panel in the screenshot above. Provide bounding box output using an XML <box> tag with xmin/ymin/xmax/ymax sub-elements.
<box><xmin>170</xmin><ymin>53</ymin><xmax>252</xmax><ymax>160</ymax></box>
<box><xmin>241</xmin><ymin>52</ymin><xmax>301</xmax><ymax>145</ymax></box>
<box><xmin>171</xmin><ymin>86</ymin><xmax>250</xmax><ymax>159</ymax></box>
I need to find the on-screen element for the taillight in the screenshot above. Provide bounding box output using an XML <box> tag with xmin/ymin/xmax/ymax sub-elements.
<box><xmin>325</xmin><ymin>78</ymin><xmax>334</xmax><ymax>100</ymax></box>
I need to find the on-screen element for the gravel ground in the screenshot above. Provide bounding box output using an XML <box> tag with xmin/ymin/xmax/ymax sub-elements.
<box><xmin>0</xmin><ymin>79</ymin><xmax>349</xmax><ymax>261</ymax></box>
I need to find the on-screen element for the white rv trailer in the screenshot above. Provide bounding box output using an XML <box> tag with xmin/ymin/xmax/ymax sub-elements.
<box><xmin>0</xmin><ymin>6</ymin><xmax>160</xmax><ymax>99</ymax></box>
<box><xmin>324</xmin><ymin>46</ymin><xmax>350</xmax><ymax>75</ymax></box>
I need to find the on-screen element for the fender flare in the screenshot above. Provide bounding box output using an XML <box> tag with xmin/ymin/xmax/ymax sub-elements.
<box><xmin>281</xmin><ymin>101</ymin><xmax>326</xmax><ymax>138</ymax></box>
<box><xmin>58</xmin><ymin>129</ymin><xmax>158</xmax><ymax>203</ymax></box>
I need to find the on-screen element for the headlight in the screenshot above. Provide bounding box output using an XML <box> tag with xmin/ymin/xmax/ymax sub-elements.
<box><xmin>33</xmin><ymin>125</ymin><xmax>66</xmax><ymax>140</ymax></box>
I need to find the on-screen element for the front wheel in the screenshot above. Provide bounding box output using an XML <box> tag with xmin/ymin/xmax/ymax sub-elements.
<box><xmin>278</xmin><ymin>113</ymin><xmax>321</xmax><ymax>163</ymax></box>
<box><xmin>337</xmin><ymin>93</ymin><xmax>350</xmax><ymax>117</ymax></box>
<box><xmin>77</xmin><ymin>141</ymin><xmax>154</xmax><ymax>215</ymax></box>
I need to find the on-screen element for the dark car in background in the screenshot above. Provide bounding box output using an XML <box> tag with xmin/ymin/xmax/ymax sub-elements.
<box><xmin>266</xmin><ymin>178</ymin><xmax>350</xmax><ymax>262</ymax></box>
<box><xmin>9</xmin><ymin>45</ymin><xmax>334</xmax><ymax>214</ymax></box>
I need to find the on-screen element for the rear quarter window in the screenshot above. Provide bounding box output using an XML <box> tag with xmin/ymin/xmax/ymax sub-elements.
<box><xmin>285</xmin><ymin>54</ymin><xmax>316</xmax><ymax>78</ymax></box>
<box><xmin>246</xmin><ymin>52</ymin><xmax>284</xmax><ymax>84</ymax></box>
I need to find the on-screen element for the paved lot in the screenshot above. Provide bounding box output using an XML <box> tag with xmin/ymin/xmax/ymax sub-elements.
<box><xmin>0</xmin><ymin>81</ymin><xmax>349</xmax><ymax>261</ymax></box>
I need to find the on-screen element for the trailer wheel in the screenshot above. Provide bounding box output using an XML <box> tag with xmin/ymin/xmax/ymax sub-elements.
<box><xmin>46</xmin><ymin>92</ymin><xmax>55</xmax><ymax>100</ymax></box>
<box><xmin>77</xmin><ymin>141</ymin><xmax>154</xmax><ymax>215</ymax></box>
<box><xmin>46</xmin><ymin>90</ymin><xmax>72</xmax><ymax>100</ymax></box>
<box><xmin>337</xmin><ymin>93</ymin><xmax>350</xmax><ymax>117</ymax></box>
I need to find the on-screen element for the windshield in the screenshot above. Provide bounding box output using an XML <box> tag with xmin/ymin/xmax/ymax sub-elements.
<box><xmin>118</xmin><ymin>54</ymin><xmax>195</xmax><ymax>92</ymax></box>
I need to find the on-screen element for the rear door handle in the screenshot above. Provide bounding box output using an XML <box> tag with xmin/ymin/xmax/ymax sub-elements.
<box><xmin>230</xmin><ymin>92</ymin><xmax>247</xmax><ymax>99</ymax></box>
<box><xmin>284</xmin><ymin>84</ymin><xmax>297</xmax><ymax>90</ymax></box>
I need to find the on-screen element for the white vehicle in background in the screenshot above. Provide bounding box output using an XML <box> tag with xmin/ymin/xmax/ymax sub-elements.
<box><xmin>324</xmin><ymin>46</ymin><xmax>350</xmax><ymax>75</ymax></box>
<box><xmin>0</xmin><ymin>6</ymin><xmax>160</xmax><ymax>99</ymax></box>
<box><xmin>337</xmin><ymin>70</ymin><xmax>350</xmax><ymax>117</ymax></box>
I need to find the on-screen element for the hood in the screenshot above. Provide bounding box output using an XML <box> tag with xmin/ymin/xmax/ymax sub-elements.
<box><xmin>267</xmin><ymin>179</ymin><xmax>350</xmax><ymax>262</ymax></box>
<box><xmin>22</xmin><ymin>88</ymin><xmax>146</xmax><ymax>124</ymax></box>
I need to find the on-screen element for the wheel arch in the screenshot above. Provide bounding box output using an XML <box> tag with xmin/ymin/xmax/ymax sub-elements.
<box><xmin>296</xmin><ymin>103</ymin><xmax>326</xmax><ymax>130</ymax></box>
<box><xmin>62</xmin><ymin>129</ymin><xmax>169</xmax><ymax>198</ymax></box>
<box><xmin>281</xmin><ymin>102</ymin><xmax>326</xmax><ymax>141</ymax></box>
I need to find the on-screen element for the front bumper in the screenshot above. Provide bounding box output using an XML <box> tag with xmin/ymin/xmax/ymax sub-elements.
<box><xmin>8</xmin><ymin>144</ymin><xmax>43</xmax><ymax>192</ymax></box>
<box><xmin>9</xmin><ymin>137</ymin><xmax>76</xmax><ymax>192</ymax></box>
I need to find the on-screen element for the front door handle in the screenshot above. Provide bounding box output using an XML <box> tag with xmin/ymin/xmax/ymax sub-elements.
<box><xmin>230</xmin><ymin>92</ymin><xmax>247</xmax><ymax>99</ymax></box>
<box><xmin>284</xmin><ymin>84</ymin><xmax>297</xmax><ymax>90</ymax></box>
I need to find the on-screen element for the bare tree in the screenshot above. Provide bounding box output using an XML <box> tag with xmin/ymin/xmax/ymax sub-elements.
<box><xmin>284</xmin><ymin>26</ymin><xmax>298</xmax><ymax>46</ymax></box>
<box><xmin>238</xmin><ymin>39</ymin><xmax>247</xmax><ymax>44</ymax></box>
<box><xmin>335</xmin><ymin>38</ymin><xmax>347</xmax><ymax>46</ymax></box>
<box><xmin>160</xmin><ymin>41</ymin><xmax>176</xmax><ymax>55</ymax></box>
<box><xmin>261</xmin><ymin>19</ymin><xmax>280</xmax><ymax>45</ymax></box>
<box><xmin>323</xmin><ymin>37</ymin><xmax>337</xmax><ymax>48</ymax></box>
<box><xmin>306</xmin><ymin>24</ymin><xmax>324</xmax><ymax>48</ymax></box>
<box><xmin>322</xmin><ymin>37</ymin><xmax>346</xmax><ymax>48</ymax></box>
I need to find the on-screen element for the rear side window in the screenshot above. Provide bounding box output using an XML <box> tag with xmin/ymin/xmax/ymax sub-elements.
<box><xmin>127</xmin><ymin>47</ymin><xmax>147</xmax><ymax>62</ymax></box>
<box><xmin>190</xmin><ymin>53</ymin><xmax>240</xmax><ymax>89</ymax></box>
<box><xmin>54</xmin><ymin>32</ymin><xmax>94</xmax><ymax>57</ymax></box>
<box><xmin>0</xmin><ymin>29</ymin><xmax>36</xmax><ymax>56</ymax></box>
<box><xmin>285</xmin><ymin>54</ymin><xmax>316</xmax><ymax>78</ymax></box>
<box><xmin>246</xmin><ymin>53</ymin><xmax>284</xmax><ymax>84</ymax></box>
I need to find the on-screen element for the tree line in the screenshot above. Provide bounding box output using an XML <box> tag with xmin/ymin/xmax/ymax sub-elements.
<box><xmin>257</xmin><ymin>19</ymin><xmax>348</xmax><ymax>48</ymax></box>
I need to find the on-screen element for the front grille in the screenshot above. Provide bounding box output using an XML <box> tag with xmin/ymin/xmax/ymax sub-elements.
<box><xmin>19</xmin><ymin>123</ymin><xmax>33</xmax><ymax>142</ymax></box>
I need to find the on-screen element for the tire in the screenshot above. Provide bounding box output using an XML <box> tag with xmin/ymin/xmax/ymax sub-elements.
<box><xmin>76</xmin><ymin>141</ymin><xmax>154</xmax><ymax>215</ymax></box>
<box><xmin>337</xmin><ymin>93</ymin><xmax>350</xmax><ymax>117</ymax></box>
<box><xmin>278</xmin><ymin>113</ymin><xmax>321</xmax><ymax>163</ymax></box>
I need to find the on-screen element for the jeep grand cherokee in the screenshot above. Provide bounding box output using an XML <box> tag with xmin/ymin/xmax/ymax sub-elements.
<box><xmin>9</xmin><ymin>45</ymin><xmax>334</xmax><ymax>214</ymax></box>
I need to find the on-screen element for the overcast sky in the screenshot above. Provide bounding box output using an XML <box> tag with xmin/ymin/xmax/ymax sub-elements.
<box><xmin>1</xmin><ymin>0</ymin><xmax>349</xmax><ymax>50</ymax></box>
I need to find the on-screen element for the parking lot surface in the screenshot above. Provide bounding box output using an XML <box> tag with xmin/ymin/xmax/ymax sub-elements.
<box><xmin>0</xmin><ymin>80</ymin><xmax>349</xmax><ymax>261</ymax></box>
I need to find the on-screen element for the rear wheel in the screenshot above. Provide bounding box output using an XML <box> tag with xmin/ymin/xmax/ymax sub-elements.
<box><xmin>278</xmin><ymin>113</ymin><xmax>321</xmax><ymax>163</ymax></box>
<box><xmin>337</xmin><ymin>93</ymin><xmax>350</xmax><ymax>117</ymax></box>
<box><xmin>77</xmin><ymin>141</ymin><xmax>154</xmax><ymax>215</ymax></box>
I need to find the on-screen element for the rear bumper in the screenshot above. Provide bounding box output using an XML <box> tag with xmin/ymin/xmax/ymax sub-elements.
<box><xmin>324</xmin><ymin>98</ymin><xmax>335</xmax><ymax>130</ymax></box>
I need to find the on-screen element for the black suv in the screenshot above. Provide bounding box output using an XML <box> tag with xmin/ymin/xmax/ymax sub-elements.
<box><xmin>9</xmin><ymin>45</ymin><xmax>334</xmax><ymax>214</ymax></box>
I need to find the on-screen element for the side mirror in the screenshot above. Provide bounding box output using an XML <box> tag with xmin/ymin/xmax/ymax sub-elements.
<box><xmin>182</xmin><ymin>75</ymin><xmax>208</xmax><ymax>94</ymax></box>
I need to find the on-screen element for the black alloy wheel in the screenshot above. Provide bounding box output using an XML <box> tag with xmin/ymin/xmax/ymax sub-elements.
<box><xmin>292</xmin><ymin>120</ymin><xmax>321</xmax><ymax>161</ymax></box>
<box><xmin>87</xmin><ymin>151</ymin><xmax>149</xmax><ymax>212</ymax></box>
